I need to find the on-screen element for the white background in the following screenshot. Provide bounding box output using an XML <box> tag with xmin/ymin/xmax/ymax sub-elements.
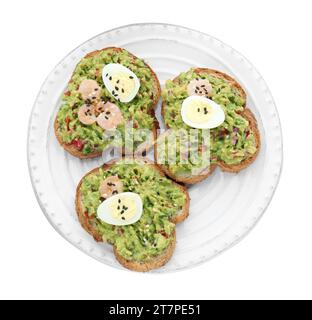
<box><xmin>0</xmin><ymin>0</ymin><xmax>311</xmax><ymax>300</ymax></box>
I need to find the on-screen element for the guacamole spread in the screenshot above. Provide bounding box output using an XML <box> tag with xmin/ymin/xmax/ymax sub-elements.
<box><xmin>161</xmin><ymin>69</ymin><xmax>258</xmax><ymax>176</ymax></box>
<box><xmin>57</xmin><ymin>48</ymin><xmax>157</xmax><ymax>155</ymax></box>
<box><xmin>80</xmin><ymin>160</ymin><xmax>186</xmax><ymax>262</ymax></box>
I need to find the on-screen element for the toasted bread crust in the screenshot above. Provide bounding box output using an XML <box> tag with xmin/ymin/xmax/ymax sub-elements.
<box><xmin>159</xmin><ymin>68</ymin><xmax>260</xmax><ymax>184</ymax></box>
<box><xmin>55</xmin><ymin>47</ymin><xmax>161</xmax><ymax>159</ymax></box>
<box><xmin>75</xmin><ymin>157</ymin><xmax>190</xmax><ymax>271</ymax></box>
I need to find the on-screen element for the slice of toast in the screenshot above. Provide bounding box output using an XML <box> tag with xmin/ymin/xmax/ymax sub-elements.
<box><xmin>158</xmin><ymin>68</ymin><xmax>261</xmax><ymax>184</ymax></box>
<box><xmin>75</xmin><ymin>157</ymin><xmax>190</xmax><ymax>272</ymax></box>
<box><xmin>55</xmin><ymin>47</ymin><xmax>161</xmax><ymax>159</ymax></box>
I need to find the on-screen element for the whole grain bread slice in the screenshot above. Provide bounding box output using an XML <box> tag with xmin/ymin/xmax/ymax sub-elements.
<box><xmin>75</xmin><ymin>157</ymin><xmax>190</xmax><ymax>271</ymax></box>
<box><xmin>55</xmin><ymin>47</ymin><xmax>161</xmax><ymax>159</ymax></box>
<box><xmin>157</xmin><ymin>68</ymin><xmax>261</xmax><ymax>184</ymax></box>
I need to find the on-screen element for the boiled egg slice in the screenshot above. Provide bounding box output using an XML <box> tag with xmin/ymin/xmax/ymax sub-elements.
<box><xmin>97</xmin><ymin>192</ymin><xmax>143</xmax><ymax>226</ymax></box>
<box><xmin>102</xmin><ymin>63</ymin><xmax>140</xmax><ymax>103</ymax></box>
<box><xmin>181</xmin><ymin>96</ymin><xmax>225</xmax><ymax>129</ymax></box>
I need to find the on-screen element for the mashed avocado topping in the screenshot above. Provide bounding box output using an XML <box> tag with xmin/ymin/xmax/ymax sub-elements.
<box><xmin>57</xmin><ymin>48</ymin><xmax>156</xmax><ymax>155</ymax></box>
<box><xmin>161</xmin><ymin>69</ymin><xmax>258</xmax><ymax>175</ymax></box>
<box><xmin>80</xmin><ymin>160</ymin><xmax>186</xmax><ymax>262</ymax></box>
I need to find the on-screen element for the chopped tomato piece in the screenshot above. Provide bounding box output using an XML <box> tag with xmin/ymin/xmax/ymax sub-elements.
<box><xmin>71</xmin><ymin>139</ymin><xmax>84</xmax><ymax>151</ymax></box>
<box><xmin>65</xmin><ymin>116</ymin><xmax>71</xmax><ymax>131</ymax></box>
<box><xmin>159</xmin><ymin>230</ymin><xmax>169</xmax><ymax>239</ymax></box>
<box><xmin>84</xmin><ymin>211</ymin><xmax>94</xmax><ymax>220</ymax></box>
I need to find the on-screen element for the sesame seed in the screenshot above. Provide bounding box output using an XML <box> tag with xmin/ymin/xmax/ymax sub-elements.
<box><xmin>118</xmin><ymin>199</ymin><xmax>121</xmax><ymax>203</ymax></box>
<box><xmin>115</xmin><ymin>86</ymin><xmax>119</xmax><ymax>91</ymax></box>
<box><xmin>109</xmin><ymin>76</ymin><xmax>112</xmax><ymax>80</ymax></box>
<box><xmin>121</xmin><ymin>217</ymin><xmax>125</xmax><ymax>220</ymax></box>
<box><xmin>117</xmin><ymin>80</ymin><xmax>120</xmax><ymax>84</ymax></box>
<box><xmin>122</xmin><ymin>89</ymin><xmax>124</xmax><ymax>93</ymax></box>
<box><xmin>94</xmin><ymin>88</ymin><xmax>98</xmax><ymax>91</ymax></box>
<box><xmin>129</xmin><ymin>76</ymin><xmax>133</xmax><ymax>79</ymax></box>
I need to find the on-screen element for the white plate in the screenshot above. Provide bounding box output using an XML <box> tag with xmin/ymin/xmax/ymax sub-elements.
<box><xmin>27</xmin><ymin>23</ymin><xmax>283</xmax><ymax>272</ymax></box>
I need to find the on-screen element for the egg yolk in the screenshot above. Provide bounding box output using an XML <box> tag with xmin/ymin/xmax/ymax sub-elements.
<box><xmin>185</xmin><ymin>100</ymin><xmax>213</xmax><ymax>124</ymax></box>
<box><xmin>110</xmin><ymin>72</ymin><xmax>135</xmax><ymax>100</ymax></box>
<box><xmin>109</xmin><ymin>195</ymin><xmax>137</xmax><ymax>222</ymax></box>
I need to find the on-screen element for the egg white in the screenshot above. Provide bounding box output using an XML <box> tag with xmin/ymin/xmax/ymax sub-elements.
<box><xmin>97</xmin><ymin>192</ymin><xmax>143</xmax><ymax>226</ymax></box>
<box><xmin>181</xmin><ymin>96</ymin><xmax>225</xmax><ymax>129</ymax></box>
<box><xmin>102</xmin><ymin>63</ymin><xmax>140</xmax><ymax>103</ymax></box>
